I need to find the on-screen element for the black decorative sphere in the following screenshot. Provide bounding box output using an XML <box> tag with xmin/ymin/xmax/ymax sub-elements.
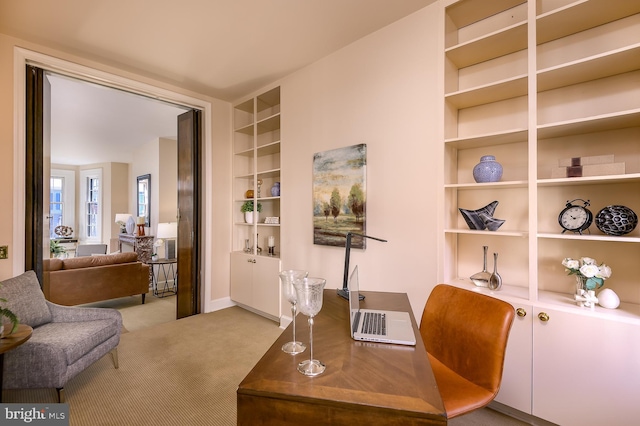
<box><xmin>595</xmin><ymin>205</ymin><xmax>638</xmax><ymax>236</ymax></box>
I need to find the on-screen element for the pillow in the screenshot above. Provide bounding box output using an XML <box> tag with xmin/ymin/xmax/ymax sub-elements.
<box><xmin>0</xmin><ymin>270</ymin><xmax>52</xmax><ymax>327</ymax></box>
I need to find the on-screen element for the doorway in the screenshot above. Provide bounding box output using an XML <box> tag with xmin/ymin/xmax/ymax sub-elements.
<box><xmin>18</xmin><ymin>51</ymin><xmax>210</xmax><ymax>318</ymax></box>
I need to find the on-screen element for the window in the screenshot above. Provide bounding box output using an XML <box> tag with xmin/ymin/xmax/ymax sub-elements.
<box><xmin>80</xmin><ymin>168</ymin><xmax>102</xmax><ymax>241</ymax></box>
<box><xmin>86</xmin><ymin>177</ymin><xmax>100</xmax><ymax>238</ymax></box>
<box><xmin>50</xmin><ymin>177</ymin><xmax>64</xmax><ymax>239</ymax></box>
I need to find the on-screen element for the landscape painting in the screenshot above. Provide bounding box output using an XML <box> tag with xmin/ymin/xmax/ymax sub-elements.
<box><xmin>313</xmin><ymin>144</ymin><xmax>367</xmax><ymax>248</ymax></box>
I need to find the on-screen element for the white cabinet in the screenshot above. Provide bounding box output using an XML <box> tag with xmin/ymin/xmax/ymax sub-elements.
<box><xmin>441</xmin><ymin>0</ymin><xmax>640</xmax><ymax>423</ymax></box>
<box><xmin>231</xmin><ymin>86</ymin><xmax>282</xmax><ymax>320</ymax></box>
<box><xmin>230</xmin><ymin>252</ymin><xmax>281</xmax><ymax>320</ymax></box>
<box><xmin>496</xmin><ymin>302</ymin><xmax>640</xmax><ymax>424</ymax></box>
<box><xmin>495</xmin><ymin>303</ymin><xmax>532</xmax><ymax>413</ymax></box>
<box><xmin>532</xmin><ymin>307</ymin><xmax>640</xmax><ymax>426</ymax></box>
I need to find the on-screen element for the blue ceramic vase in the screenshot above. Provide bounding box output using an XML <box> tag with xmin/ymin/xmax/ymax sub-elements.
<box><xmin>473</xmin><ymin>155</ymin><xmax>503</xmax><ymax>183</ymax></box>
<box><xmin>271</xmin><ymin>182</ymin><xmax>280</xmax><ymax>197</ymax></box>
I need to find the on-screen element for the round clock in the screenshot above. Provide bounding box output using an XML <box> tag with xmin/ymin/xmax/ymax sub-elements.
<box><xmin>558</xmin><ymin>199</ymin><xmax>593</xmax><ymax>234</ymax></box>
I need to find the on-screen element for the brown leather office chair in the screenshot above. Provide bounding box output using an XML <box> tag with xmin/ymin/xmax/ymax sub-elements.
<box><xmin>419</xmin><ymin>284</ymin><xmax>515</xmax><ymax>419</ymax></box>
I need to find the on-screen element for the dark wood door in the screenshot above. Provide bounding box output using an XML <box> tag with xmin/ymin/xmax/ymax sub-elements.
<box><xmin>176</xmin><ymin>109</ymin><xmax>202</xmax><ymax>318</ymax></box>
<box><xmin>25</xmin><ymin>65</ymin><xmax>45</xmax><ymax>283</ymax></box>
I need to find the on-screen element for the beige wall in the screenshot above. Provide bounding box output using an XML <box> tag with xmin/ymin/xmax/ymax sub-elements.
<box><xmin>158</xmin><ymin>137</ymin><xmax>178</xmax><ymax>224</ymax></box>
<box><xmin>275</xmin><ymin>4</ymin><xmax>441</xmax><ymax>315</ymax></box>
<box><xmin>109</xmin><ymin>162</ymin><xmax>130</xmax><ymax>240</ymax></box>
<box><xmin>0</xmin><ymin>34</ymin><xmax>16</xmax><ymax>279</ymax></box>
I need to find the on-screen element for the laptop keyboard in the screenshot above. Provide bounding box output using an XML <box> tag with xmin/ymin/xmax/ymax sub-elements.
<box><xmin>362</xmin><ymin>312</ymin><xmax>386</xmax><ymax>335</ymax></box>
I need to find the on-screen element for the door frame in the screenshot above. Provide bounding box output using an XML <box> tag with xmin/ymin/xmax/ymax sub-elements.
<box><xmin>13</xmin><ymin>47</ymin><xmax>214</xmax><ymax>312</ymax></box>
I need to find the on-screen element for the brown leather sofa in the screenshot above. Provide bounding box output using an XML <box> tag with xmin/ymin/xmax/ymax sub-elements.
<box><xmin>43</xmin><ymin>252</ymin><xmax>149</xmax><ymax>305</ymax></box>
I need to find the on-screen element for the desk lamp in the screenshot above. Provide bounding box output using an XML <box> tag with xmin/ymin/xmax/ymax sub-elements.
<box><xmin>336</xmin><ymin>232</ymin><xmax>387</xmax><ymax>301</ymax></box>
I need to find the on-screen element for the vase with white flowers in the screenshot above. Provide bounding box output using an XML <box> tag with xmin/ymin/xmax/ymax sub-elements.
<box><xmin>562</xmin><ymin>257</ymin><xmax>612</xmax><ymax>308</ymax></box>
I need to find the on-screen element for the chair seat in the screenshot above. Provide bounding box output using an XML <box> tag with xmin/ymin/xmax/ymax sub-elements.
<box><xmin>32</xmin><ymin>319</ymin><xmax>119</xmax><ymax>365</ymax></box>
<box><xmin>428</xmin><ymin>353</ymin><xmax>496</xmax><ymax>419</ymax></box>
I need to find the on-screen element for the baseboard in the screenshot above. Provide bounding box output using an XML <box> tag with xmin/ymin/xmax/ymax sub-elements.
<box><xmin>204</xmin><ymin>297</ymin><xmax>235</xmax><ymax>313</ymax></box>
<box><xmin>489</xmin><ymin>401</ymin><xmax>559</xmax><ymax>426</ymax></box>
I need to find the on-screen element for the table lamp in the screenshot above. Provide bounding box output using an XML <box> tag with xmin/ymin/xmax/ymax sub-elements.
<box><xmin>115</xmin><ymin>214</ymin><xmax>131</xmax><ymax>233</ymax></box>
<box><xmin>157</xmin><ymin>222</ymin><xmax>177</xmax><ymax>259</ymax></box>
<box><xmin>136</xmin><ymin>216</ymin><xmax>146</xmax><ymax>236</ymax></box>
<box><xmin>336</xmin><ymin>232</ymin><xmax>387</xmax><ymax>301</ymax></box>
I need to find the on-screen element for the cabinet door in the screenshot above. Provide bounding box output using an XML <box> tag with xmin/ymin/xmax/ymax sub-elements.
<box><xmin>252</xmin><ymin>256</ymin><xmax>281</xmax><ymax>318</ymax></box>
<box><xmin>494</xmin><ymin>303</ymin><xmax>533</xmax><ymax>414</ymax></box>
<box><xmin>533</xmin><ymin>307</ymin><xmax>640</xmax><ymax>425</ymax></box>
<box><xmin>230</xmin><ymin>252</ymin><xmax>253</xmax><ymax>307</ymax></box>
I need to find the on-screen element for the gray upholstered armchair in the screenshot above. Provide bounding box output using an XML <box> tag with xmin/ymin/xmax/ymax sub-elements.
<box><xmin>1</xmin><ymin>270</ymin><xmax>122</xmax><ymax>402</ymax></box>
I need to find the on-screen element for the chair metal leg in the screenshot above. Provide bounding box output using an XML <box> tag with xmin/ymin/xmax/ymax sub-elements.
<box><xmin>56</xmin><ymin>387</ymin><xmax>65</xmax><ymax>403</ymax></box>
<box><xmin>110</xmin><ymin>348</ymin><xmax>119</xmax><ymax>369</ymax></box>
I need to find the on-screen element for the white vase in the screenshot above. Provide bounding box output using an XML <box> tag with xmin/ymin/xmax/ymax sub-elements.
<box><xmin>245</xmin><ymin>212</ymin><xmax>259</xmax><ymax>224</ymax></box>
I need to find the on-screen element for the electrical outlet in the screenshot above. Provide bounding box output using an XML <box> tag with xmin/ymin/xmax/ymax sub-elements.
<box><xmin>0</xmin><ymin>245</ymin><xmax>7</xmax><ymax>259</ymax></box>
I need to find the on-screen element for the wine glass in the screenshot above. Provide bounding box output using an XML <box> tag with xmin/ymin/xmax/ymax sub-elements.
<box><xmin>294</xmin><ymin>277</ymin><xmax>326</xmax><ymax>376</ymax></box>
<box><xmin>279</xmin><ymin>270</ymin><xmax>308</xmax><ymax>354</ymax></box>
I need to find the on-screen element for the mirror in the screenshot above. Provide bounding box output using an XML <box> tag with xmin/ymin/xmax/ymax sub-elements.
<box><xmin>137</xmin><ymin>174</ymin><xmax>151</xmax><ymax>227</ymax></box>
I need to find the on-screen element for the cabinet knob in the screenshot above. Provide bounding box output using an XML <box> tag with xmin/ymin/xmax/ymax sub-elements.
<box><xmin>538</xmin><ymin>312</ymin><xmax>550</xmax><ymax>322</ymax></box>
<box><xmin>247</xmin><ymin>258</ymin><xmax>256</xmax><ymax>263</ymax></box>
<box><xmin>516</xmin><ymin>308</ymin><xmax>526</xmax><ymax>317</ymax></box>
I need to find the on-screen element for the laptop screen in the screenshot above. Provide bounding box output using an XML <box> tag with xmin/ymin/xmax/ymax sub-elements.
<box><xmin>348</xmin><ymin>265</ymin><xmax>360</xmax><ymax>337</ymax></box>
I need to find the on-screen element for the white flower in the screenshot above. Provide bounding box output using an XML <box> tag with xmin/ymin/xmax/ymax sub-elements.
<box><xmin>581</xmin><ymin>257</ymin><xmax>596</xmax><ymax>265</ymax></box>
<box><xmin>562</xmin><ymin>258</ymin><xmax>579</xmax><ymax>270</ymax></box>
<box><xmin>579</xmin><ymin>263</ymin><xmax>600</xmax><ymax>278</ymax></box>
<box><xmin>597</xmin><ymin>264</ymin><xmax>612</xmax><ymax>279</ymax></box>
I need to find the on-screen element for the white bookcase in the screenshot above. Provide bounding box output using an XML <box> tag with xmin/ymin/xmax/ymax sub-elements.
<box><xmin>230</xmin><ymin>86</ymin><xmax>282</xmax><ymax>321</ymax></box>
<box><xmin>441</xmin><ymin>1</ymin><xmax>640</xmax><ymax>424</ymax></box>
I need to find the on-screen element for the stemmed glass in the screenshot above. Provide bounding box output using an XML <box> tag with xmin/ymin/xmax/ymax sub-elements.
<box><xmin>294</xmin><ymin>277</ymin><xmax>326</xmax><ymax>376</ymax></box>
<box><xmin>279</xmin><ymin>270</ymin><xmax>308</xmax><ymax>355</ymax></box>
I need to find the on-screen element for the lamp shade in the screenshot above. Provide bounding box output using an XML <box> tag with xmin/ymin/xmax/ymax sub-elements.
<box><xmin>136</xmin><ymin>216</ymin><xmax>146</xmax><ymax>225</ymax></box>
<box><xmin>115</xmin><ymin>213</ymin><xmax>131</xmax><ymax>223</ymax></box>
<box><xmin>157</xmin><ymin>222</ymin><xmax>177</xmax><ymax>239</ymax></box>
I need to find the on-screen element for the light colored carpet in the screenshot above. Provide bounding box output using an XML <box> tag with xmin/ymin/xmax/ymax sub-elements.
<box><xmin>2</xmin><ymin>300</ymin><xmax>531</xmax><ymax>425</ymax></box>
<box><xmin>79</xmin><ymin>292</ymin><xmax>177</xmax><ymax>332</ymax></box>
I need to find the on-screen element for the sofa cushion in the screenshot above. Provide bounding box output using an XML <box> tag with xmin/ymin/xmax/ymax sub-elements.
<box><xmin>61</xmin><ymin>252</ymin><xmax>139</xmax><ymax>270</ymax></box>
<box><xmin>0</xmin><ymin>270</ymin><xmax>52</xmax><ymax>327</ymax></box>
<box><xmin>32</xmin><ymin>319</ymin><xmax>120</xmax><ymax>365</ymax></box>
<box><xmin>45</xmin><ymin>258</ymin><xmax>63</xmax><ymax>271</ymax></box>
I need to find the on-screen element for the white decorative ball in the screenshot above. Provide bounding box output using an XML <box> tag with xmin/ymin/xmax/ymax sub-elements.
<box><xmin>598</xmin><ymin>288</ymin><xmax>620</xmax><ymax>309</ymax></box>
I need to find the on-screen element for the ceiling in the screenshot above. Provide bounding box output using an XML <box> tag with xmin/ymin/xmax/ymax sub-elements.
<box><xmin>1</xmin><ymin>0</ymin><xmax>436</xmax><ymax>165</ymax></box>
<box><xmin>48</xmin><ymin>74</ymin><xmax>189</xmax><ymax>166</ymax></box>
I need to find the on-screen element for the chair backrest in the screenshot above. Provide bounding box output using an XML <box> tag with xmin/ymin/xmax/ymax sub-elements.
<box><xmin>0</xmin><ymin>270</ymin><xmax>52</xmax><ymax>327</ymax></box>
<box><xmin>76</xmin><ymin>244</ymin><xmax>108</xmax><ymax>257</ymax></box>
<box><xmin>420</xmin><ymin>284</ymin><xmax>515</xmax><ymax>401</ymax></box>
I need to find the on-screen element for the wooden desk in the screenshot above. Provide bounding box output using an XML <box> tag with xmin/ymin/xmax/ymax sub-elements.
<box><xmin>237</xmin><ymin>290</ymin><xmax>446</xmax><ymax>425</ymax></box>
<box><xmin>0</xmin><ymin>324</ymin><xmax>33</xmax><ymax>402</ymax></box>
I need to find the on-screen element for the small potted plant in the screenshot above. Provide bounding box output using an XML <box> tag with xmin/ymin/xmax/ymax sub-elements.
<box><xmin>241</xmin><ymin>200</ymin><xmax>262</xmax><ymax>224</ymax></box>
<box><xmin>0</xmin><ymin>284</ymin><xmax>19</xmax><ymax>337</ymax></box>
<box><xmin>50</xmin><ymin>240</ymin><xmax>66</xmax><ymax>258</ymax></box>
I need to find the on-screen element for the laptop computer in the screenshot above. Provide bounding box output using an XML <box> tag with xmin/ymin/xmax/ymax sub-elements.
<box><xmin>348</xmin><ymin>265</ymin><xmax>416</xmax><ymax>346</ymax></box>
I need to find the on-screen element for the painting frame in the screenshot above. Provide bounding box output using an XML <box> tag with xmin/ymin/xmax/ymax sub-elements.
<box><xmin>313</xmin><ymin>144</ymin><xmax>367</xmax><ymax>248</ymax></box>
